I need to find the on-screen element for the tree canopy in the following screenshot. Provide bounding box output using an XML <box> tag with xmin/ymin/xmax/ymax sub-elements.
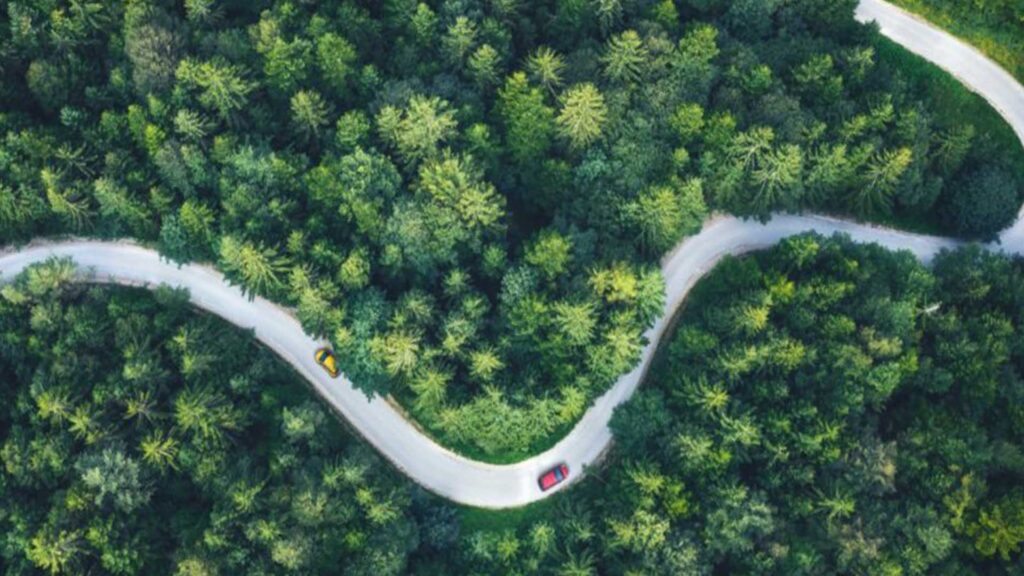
<box><xmin>0</xmin><ymin>260</ymin><xmax>420</xmax><ymax>575</ymax></box>
<box><xmin>0</xmin><ymin>0</ymin><xmax>1021</xmax><ymax>462</ymax></box>
<box><xmin>422</xmin><ymin>235</ymin><xmax>1024</xmax><ymax>575</ymax></box>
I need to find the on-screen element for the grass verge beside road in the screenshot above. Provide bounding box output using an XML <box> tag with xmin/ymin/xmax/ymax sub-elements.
<box><xmin>886</xmin><ymin>0</ymin><xmax>1024</xmax><ymax>83</ymax></box>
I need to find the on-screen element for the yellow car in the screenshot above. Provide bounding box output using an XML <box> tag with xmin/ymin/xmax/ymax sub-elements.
<box><xmin>314</xmin><ymin>347</ymin><xmax>340</xmax><ymax>378</ymax></box>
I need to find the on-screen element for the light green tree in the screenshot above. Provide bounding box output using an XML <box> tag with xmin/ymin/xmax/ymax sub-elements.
<box><xmin>418</xmin><ymin>153</ymin><xmax>506</xmax><ymax>234</ymax></box>
<box><xmin>469</xmin><ymin>44</ymin><xmax>502</xmax><ymax>88</ymax></box>
<box><xmin>372</xmin><ymin>329</ymin><xmax>421</xmax><ymax>377</ymax></box>
<box><xmin>497</xmin><ymin>72</ymin><xmax>555</xmax><ymax>162</ymax></box>
<box><xmin>316</xmin><ymin>32</ymin><xmax>357</xmax><ymax>95</ymax></box>
<box><xmin>93</xmin><ymin>177</ymin><xmax>152</xmax><ymax>236</ymax></box>
<box><xmin>969</xmin><ymin>494</ymin><xmax>1024</xmax><ymax>560</ymax></box>
<box><xmin>218</xmin><ymin>236</ymin><xmax>289</xmax><ymax>298</ymax></box>
<box><xmin>602</xmin><ymin>30</ymin><xmax>648</xmax><ymax>84</ymax></box>
<box><xmin>35</xmin><ymin>388</ymin><xmax>73</xmax><ymax>423</ymax></box>
<box><xmin>290</xmin><ymin>90</ymin><xmax>331</xmax><ymax>143</ymax></box>
<box><xmin>527</xmin><ymin>46</ymin><xmax>565</xmax><ymax>94</ymax></box>
<box><xmin>624</xmin><ymin>179</ymin><xmax>707</xmax><ymax>254</ymax></box>
<box><xmin>410</xmin><ymin>367</ymin><xmax>450</xmax><ymax>413</ymax></box>
<box><xmin>76</xmin><ymin>448</ymin><xmax>152</xmax><ymax>513</ymax></box>
<box><xmin>750</xmin><ymin>144</ymin><xmax>804</xmax><ymax>214</ymax></box>
<box><xmin>42</xmin><ymin>169</ymin><xmax>90</xmax><ymax>230</ymax></box>
<box><xmin>173</xmin><ymin>386</ymin><xmax>241</xmax><ymax>444</ymax></box>
<box><xmin>28</xmin><ymin>528</ymin><xmax>82</xmax><ymax>575</ymax></box>
<box><xmin>442</xmin><ymin>16</ymin><xmax>477</xmax><ymax>66</ymax></box>
<box><xmin>183</xmin><ymin>0</ymin><xmax>214</xmax><ymax>23</ymax></box>
<box><xmin>553</xmin><ymin>301</ymin><xmax>598</xmax><ymax>347</ymax></box>
<box><xmin>557</xmin><ymin>548</ymin><xmax>597</xmax><ymax>576</ymax></box>
<box><xmin>525</xmin><ymin>230</ymin><xmax>573</xmax><ymax>280</ymax></box>
<box><xmin>670</xmin><ymin>103</ymin><xmax>705</xmax><ymax>145</ymax></box>
<box><xmin>593</xmin><ymin>0</ymin><xmax>623</xmax><ymax>32</ymax></box>
<box><xmin>470</xmin><ymin>347</ymin><xmax>504</xmax><ymax>382</ymax></box>
<box><xmin>556</xmin><ymin>83</ymin><xmax>608</xmax><ymax>150</ymax></box>
<box><xmin>262</xmin><ymin>38</ymin><xmax>311</xmax><ymax>94</ymax></box>
<box><xmin>140</xmin><ymin>430</ymin><xmax>179</xmax><ymax>471</ymax></box>
<box><xmin>173</xmin><ymin>109</ymin><xmax>211</xmax><ymax>141</ymax></box>
<box><xmin>408</xmin><ymin>3</ymin><xmax>438</xmax><ymax>46</ymax></box>
<box><xmin>848</xmin><ymin>147</ymin><xmax>912</xmax><ymax>217</ymax></box>
<box><xmin>377</xmin><ymin>95</ymin><xmax>458</xmax><ymax>165</ymax></box>
<box><xmin>175</xmin><ymin>58</ymin><xmax>255</xmax><ymax>121</ymax></box>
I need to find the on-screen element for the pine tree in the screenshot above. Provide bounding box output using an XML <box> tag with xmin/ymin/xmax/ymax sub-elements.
<box><xmin>556</xmin><ymin>83</ymin><xmax>608</xmax><ymax>150</ymax></box>
<box><xmin>527</xmin><ymin>46</ymin><xmax>565</xmax><ymax>94</ymax></box>
<box><xmin>290</xmin><ymin>90</ymin><xmax>331</xmax><ymax>143</ymax></box>
<box><xmin>602</xmin><ymin>30</ymin><xmax>648</xmax><ymax>84</ymax></box>
<box><xmin>218</xmin><ymin>236</ymin><xmax>289</xmax><ymax>298</ymax></box>
<box><xmin>848</xmin><ymin>147</ymin><xmax>912</xmax><ymax>217</ymax></box>
<box><xmin>497</xmin><ymin>72</ymin><xmax>555</xmax><ymax>162</ymax></box>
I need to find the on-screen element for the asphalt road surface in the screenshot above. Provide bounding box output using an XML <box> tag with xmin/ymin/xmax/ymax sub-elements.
<box><xmin>1</xmin><ymin>0</ymin><xmax>1022</xmax><ymax>508</ymax></box>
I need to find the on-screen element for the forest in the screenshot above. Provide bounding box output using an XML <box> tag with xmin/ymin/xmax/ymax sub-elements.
<box><xmin>1</xmin><ymin>0</ymin><xmax>1023</xmax><ymax>460</ymax></box>
<box><xmin>433</xmin><ymin>234</ymin><xmax>1024</xmax><ymax>575</ymax></box>
<box><xmin>0</xmin><ymin>260</ymin><xmax>424</xmax><ymax>575</ymax></box>
<box><xmin>4</xmin><ymin>236</ymin><xmax>1024</xmax><ymax>574</ymax></box>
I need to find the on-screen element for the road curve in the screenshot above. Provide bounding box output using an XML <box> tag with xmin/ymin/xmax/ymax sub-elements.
<box><xmin>1</xmin><ymin>0</ymin><xmax>1024</xmax><ymax>508</ymax></box>
<box><xmin>855</xmin><ymin>0</ymin><xmax>1024</xmax><ymax>149</ymax></box>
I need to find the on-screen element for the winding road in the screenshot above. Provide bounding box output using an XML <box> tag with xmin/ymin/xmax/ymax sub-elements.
<box><xmin>2</xmin><ymin>0</ymin><xmax>1023</xmax><ymax>508</ymax></box>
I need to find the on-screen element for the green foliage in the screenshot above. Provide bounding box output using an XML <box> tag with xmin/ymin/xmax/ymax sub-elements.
<box><xmin>850</xmin><ymin>147</ymin><xmax>913</xmax><ymax>217</ymax></box>
<box><xmin>468</xmin><ymin>44</ymin><xmax>503</xmax><ymax>89</ymax></box>
<box><xmin>0</xmin><ymin>0</ymin><xmax>1021</xmax><ymax>474</ymax></box>
<box><xmin>497</xmin><ymin>72</ymin><xmax>555</xmax><ymax>162</ymax></box>
<box><xmin>940</xmin><ymin>164</ymin><xmax>1021</xmax><ymax>239</ymax></box>
<box><xmin>8</xmin><ymin>241</ymin><xmax>1024</xmax><ymax>573</ymax></box>
<box><xmin>377</xmin><ymin>95</ymin><xmax>458</xmax><ymax>166</ymax></box>
<box><xmin>969</xmin><ymin>492</ymin><xmax>1024</xmax><ymax>560</ymax></box>
<box><xmin>442</xmin><ymin>16</ymin><xmax>478</xmax><ymax>67</ymax></box>
<box><xmin>0</xmin><ymin>263</ymin><xmax>419</xmax><ymax>575</ymax></box>
<box><xmin>290</xmin><ymin>90</ymin><xmax>331</xmax><ymax>143</ymax></box>
<box><xmin>315</xmin><ymin>32</ymin><xmax>357</xmax><ymax>97</ymax></box>
<box><xmin>556</xmin><ymin>83</ymin><xmax>608</xmax><ymax>150</ymax></box>
<box><xmin>417</xmin><ymin>153</ymin><xmax>505</xmax><ymax>238</ymax></box>
<box><xmin>602</xmin><ymin>30</ymin><xmax>648</xmax><ymax>84</ymax></box>
<box><xmin>76</xmin><ymin>448</ymin><xmax>150</xmax><ymax>513</ymax></box>
<box><xmin>525</xmin><ymin>229</ymin><xmax>573</xmax><ymax>280</ymax></box>
<box><xmin>218</xmin><ymin>236</ymin><xmax>289</xmax><ymax>298</ymax></box>
<box><xmin>623</xmin><ymin>178</ymin><xmax>707</xmax><ymax>254</ymax></box>
<box><xmin>526</xmin><ymin>46</ymin><xmax>565</xmax><ymax>94</ymax></box>
<box><xmin>124</xmin><ymin>5</ymin><xmax>184</xmax><ymax>97</ymax></box>
<box><xmin>670</xmin><ymin>103</ymin><xmax>706</xmax><ymax>145</ymax></box>
<box><xmin>596</xmin><ymin>237</ymin><xmax>1024</xmax><ymax>574</ymax></box>
<box><xmin>175</xmin><ymin>58</ymin><xmax>255</xmax><ymax>122</ymax></box>
<box><xmin>436</xmin><ymin>387</ymin><xmax>566</xmax><ymax>456</ymax></box>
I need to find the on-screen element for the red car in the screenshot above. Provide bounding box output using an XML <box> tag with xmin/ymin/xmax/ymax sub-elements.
<box><xmin>538</xmin><ymin>464</ymin><xmax>569</xmax><ymax>491</ymax></box>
